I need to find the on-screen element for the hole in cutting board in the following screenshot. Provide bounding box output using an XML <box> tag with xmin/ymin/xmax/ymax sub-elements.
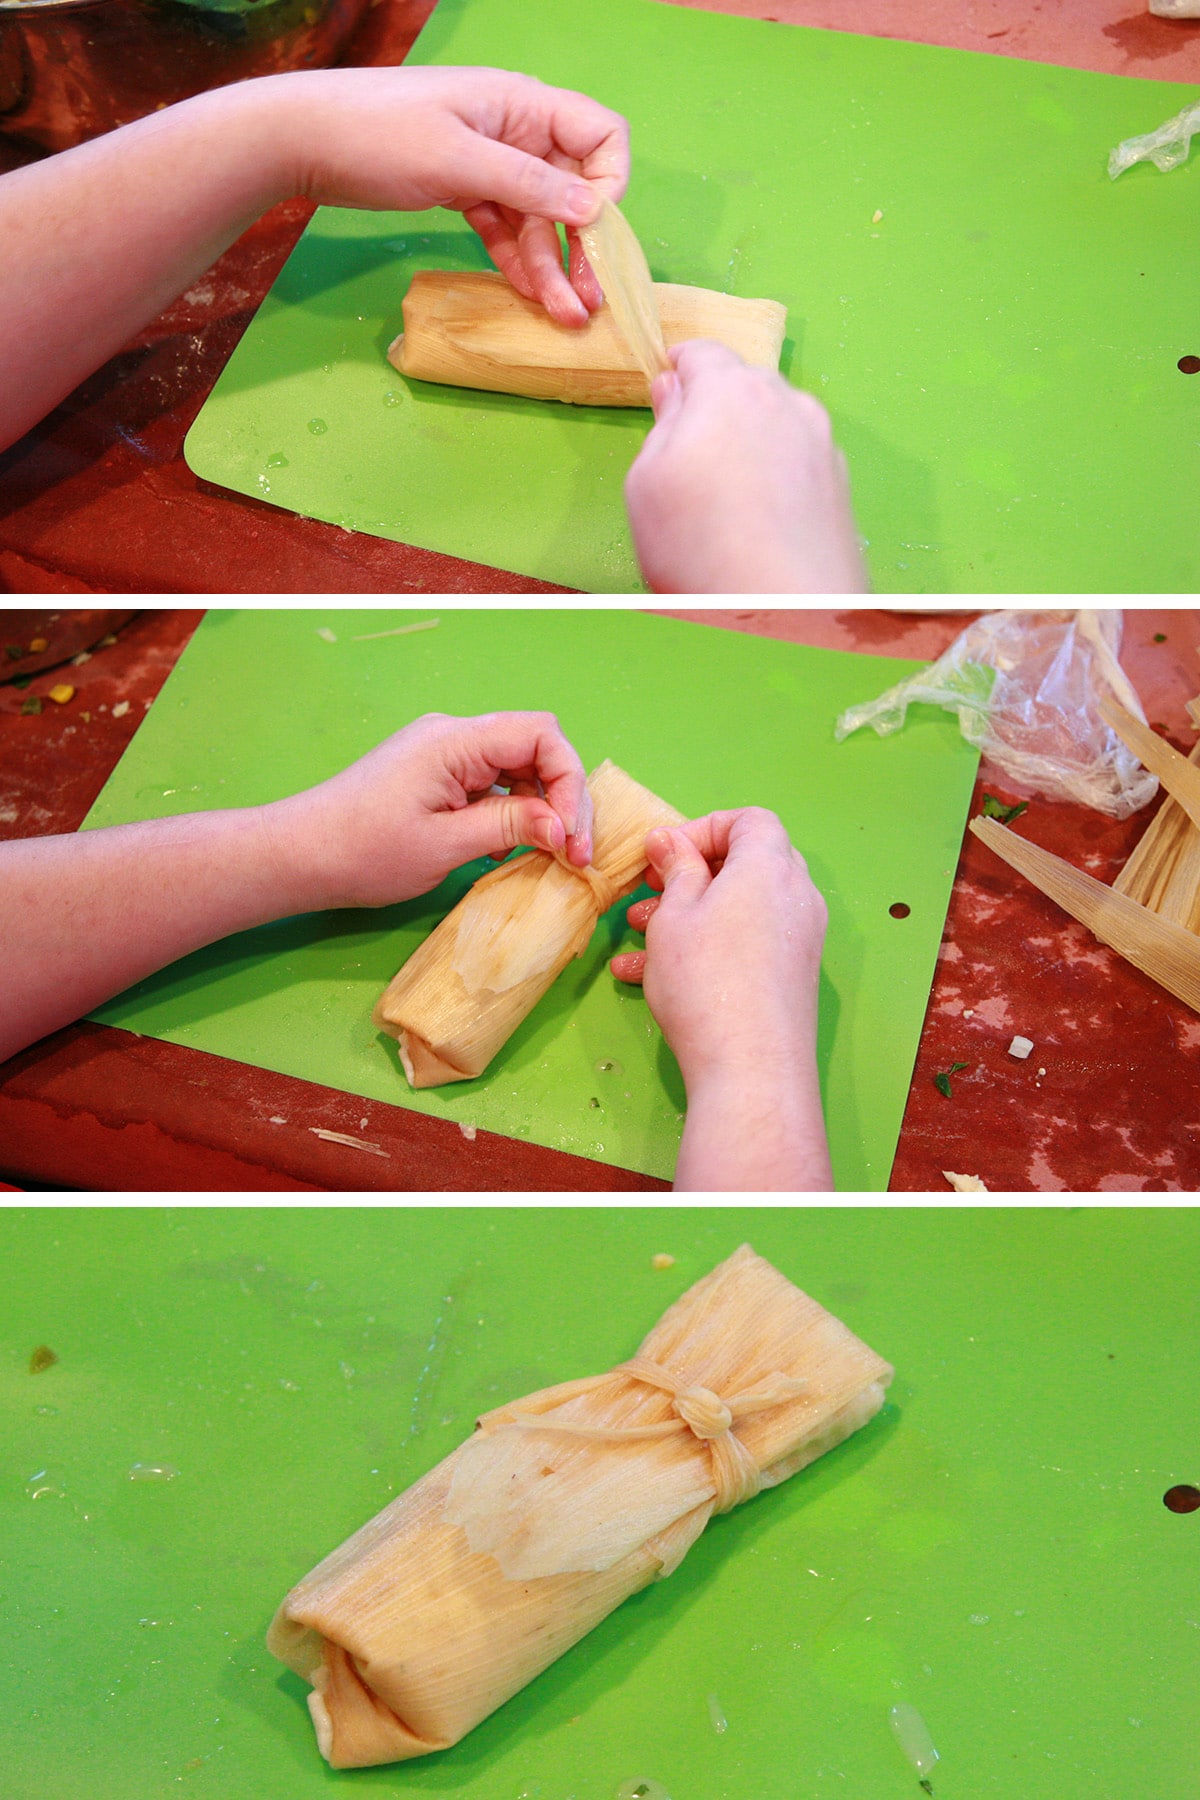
<box><xmin>1178</xmin><ymin>356</ymin><xmax>1200</xmax><ymax>375</ymax></box>
<box><xmin>1163</xmin><ymin>1484</ymin><xmax>1200</xmax><ymax>1513</ymax></box>
<box><xmin>889</xmin><ymin>902</ymin><xmax>912</xmax><ymax>919</ymax></box>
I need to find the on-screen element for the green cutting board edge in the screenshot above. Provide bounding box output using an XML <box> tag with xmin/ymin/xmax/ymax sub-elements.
<box><xmin>4</xmin><ymin>1206</ymin><xmax>1198</xmax><ymax>1800</ymax></box>
<box><xmin>185</xmin><ymin>0</ymin><xmax>1200</xmax><ymax>593</ymax></box>
<box><xmin>82</xmin><ymin>609</ymin><xmax>981</xmax><ymax>1190</ymax></box>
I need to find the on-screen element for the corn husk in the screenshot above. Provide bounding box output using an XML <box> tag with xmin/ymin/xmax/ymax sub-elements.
<box><xmin>1098</xmin><ymin>694</ymin><xmax>1200</xmax><ymax>835</ymax></box>
<box><xmin>577</xmin><ymin>198</ymin><xmax>671</xmax><ymax>385</ymax></box>
<box><xmin>267</xmin><ymin>1244</ymin><xmax>893</xmax><ymax>1768</ymax></box>
<box><xmin>374</xmin><ymin>759</ymin><xmax>684</xmax><ymax>1086</ymax></box>
<box><xmin>1112</xmin><ymin>734</ymin><xmax>1200</xmax><ymax>931</ymax></box>
<box><xmin>389</xmin><ymin>269</ymin><xmax>787</xmax><ymax>407</ymax></box>
<box><xmin>970</xmin><ymin>816</ymin><xmax>1200</xmax><ymax>1013</ymax></box>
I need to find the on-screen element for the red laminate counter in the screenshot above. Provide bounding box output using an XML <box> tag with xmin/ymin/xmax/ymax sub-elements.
<box><xmin>0</xmin><ymin>1</ymin><xmax>1198</xmax><ymax>595</ymax></box>
<box><xmin>2</xmin><ymin>604</ymin><xmax>1198</xmax><ymax>1193</ymax></box>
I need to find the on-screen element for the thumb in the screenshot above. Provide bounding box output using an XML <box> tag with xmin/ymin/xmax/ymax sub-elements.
<box><xmin>450</xmin><ymin>132</ymin><xmax>599</xmax><ymax>225</ymax></box>
<box><xmin>645</xmin><ymin>826</ymin><xmax>712</xmax><ymax>906</ymax></box>
<box><xmin>446</xmin><ymin>794</ymin><xmax>566</xmax><ymax>863</ymax></box>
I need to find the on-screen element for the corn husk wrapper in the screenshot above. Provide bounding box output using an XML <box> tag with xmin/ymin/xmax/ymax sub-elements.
<box><xmin>267</xmin><ymin>1245</ymin><xmax>893</xmax><ymax>1769</ymax></box>
<box><xmin>389</xmin><ymin>269</ymin><xmax>787</xmax><ymax>408</ymax></box>
<box><xmin>374</xmin><ymin>760</ymin><xmax>684</xmax><ymax>1087</ymax></box>
<box><xmin>577</xmin><ymin>198</ymin><xmax>671</xmax><ymax>386</ymax></box>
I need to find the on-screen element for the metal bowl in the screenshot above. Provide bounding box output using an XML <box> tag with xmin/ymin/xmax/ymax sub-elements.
<box><xmin>0</xmin><ymin>0</ymin><xmax>370</xmax><ymax>155</ymax></box>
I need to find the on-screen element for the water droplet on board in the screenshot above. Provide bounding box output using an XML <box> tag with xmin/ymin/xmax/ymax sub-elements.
<box><xmin>266</xmin><ymin>452</ymin><xmax>289</xmax><ymax>469</ymax></box>
<box><xmin>308</xmin><ymin>418</ymin><xmax>328</xmax><ymax>435</ymax></box>
<box><xmin>615</xmin><ymin>1782</ymin><xmax>672</xmax><ymax>1800</ymax></box>
<box><xmin>128</xmin><ymin>1462</ymin><xmax>178</xmax><ymax>1482</ymax></box>
<box><xmin>25</xmin><ymin>1470</ymin><xmax>63</xmax><ymax>1500</ymax></box>
<box><xmin>383</xmin><ymin>392</ymin><xmax>402</xmax><ymax>407</ymax></box>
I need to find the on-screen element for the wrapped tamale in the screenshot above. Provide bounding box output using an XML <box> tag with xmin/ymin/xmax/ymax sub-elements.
<box><xmin>375</xmin><ymin>759</ymin><xmax>685</xmax><ymax>1087</ymax></box>
<box><xmin>389</xmin><ymin>269</ymin><xmax>788</xmax><ymax>407</ymax></box>
<box><xmin>267</xmin><ymin>1244</ymin><xmax>893</xmax><ymax>1769</ymax></box>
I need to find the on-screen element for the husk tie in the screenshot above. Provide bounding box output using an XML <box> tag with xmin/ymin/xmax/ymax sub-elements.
<box><xmin>503</xmin><ymin>1356</ymin><xmax>808</xmax><ymax>1514</ymax></box>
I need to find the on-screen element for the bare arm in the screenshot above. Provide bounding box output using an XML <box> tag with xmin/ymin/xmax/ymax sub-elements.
<box><xmin>0</xmin><ymin>710</ymin><xmax>592</xmax><ymax>1064</ymax></box>
<box><xmin>0</xmin><ymin>66</ymin><xmax>628</xmax><ymax>452</ymax></box>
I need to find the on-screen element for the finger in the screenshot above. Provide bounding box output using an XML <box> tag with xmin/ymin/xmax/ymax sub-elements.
<box><xmin>649</xmin><ymin>368</ymin><xmax>680</xmax><ymax>423</ymax></box>
<box><xmin>456</xmin><ymin>712</ymin><xmax>589</xmax><ymax>848</ymax></box>
<box><xmin>565</xmin><ymin>781</ymin><xmax>595</xmax><ymax>868</ymax></box>
<box><xmin>625</xmin><ymin>894</ymin><xmax>660</xmax><ymax>931</ymax></box>
<box><xmin>567</xmin><ymin>229</ymin><xmax>604</xmax><ymax>311</ymax></box>
<box><xmin>445</xmin><ymin>125</ymin><xmax>601</xmax><ymax>225</ymax></box>
<box><xmin>669</xmin><ymin>337</ymin><xmax>750</xmax><ymax>387</ymax></box>
<box><xmin>673</xmin><ymin>807</ymin><xmax>794</xmax><ymax>869</ymax></box>
<box><xmin>610</xmin><ymin>949</ymin><xmax>647</xmax><ymax>984</ymax></box>
<box><xmin>540</xmin><ymin>88</ymin><xmax>630</xmax><ymax>199</ymax></box>
<box><xmin>644</xmin><ymin>825</ymin><xmax>714</xmax><ymax>905</ymax></box>
<box><xmin>445</xmin><ymin>792</ymin><xmax>566</xmax><ymax>864</ymax></box>
<box><xmin>514</xmin><ymin>213</ymin><xmax>589</xmax><ymax>325</ymax></box>
<box><xmin>463</xmin><ymin>202</ymin><xmax>541</xmax><ymax>302</ymax></box>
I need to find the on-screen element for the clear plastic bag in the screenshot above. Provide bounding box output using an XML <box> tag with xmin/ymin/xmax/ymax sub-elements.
<box><xmin>834</xmin><ymin>609</ymin><xmax>1158</xmax><ymax>818</ymax></box>
<box><xmin>1108</xmin><ymin>98</ymin><xmax>1200</xmax><ymax>178</ymax></box>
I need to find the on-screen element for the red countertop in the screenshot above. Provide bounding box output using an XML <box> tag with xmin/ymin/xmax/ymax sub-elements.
<box><xmin>0</xmin><ymin>0</ymin><xmax>1198</xmax><ymax>595</ymax></box>
<box><xmin>2</xmin><ymin>603</ymin><xmax>1198</xmax><ymax>1193</ymax></box>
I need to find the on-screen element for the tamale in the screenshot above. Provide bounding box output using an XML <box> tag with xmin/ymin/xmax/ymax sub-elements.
<box><xmin>389</xmin><ymin>269</ymin><xmax>787</xmax><ymax>407</ymax></box>
<box><xmin>375</xmin><ymin>759</ymin><xmax>684</xmax><ymax>1087</ymax></box>
<box><xmin>267</xmin><ymin>1244</ymin><xmax>893</xmax><ymax>1769</ymax></box>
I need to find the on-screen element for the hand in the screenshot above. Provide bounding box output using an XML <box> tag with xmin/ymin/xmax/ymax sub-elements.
<box><xmin>611</xmin><ymin>806</ymin><xmax>828</xmax><ymax>1088</ymax></box>
<box><xmin>623</xmin><ymin>339</ymin><xmax>868</xmax><ymax>593</ymax></box>
<box><xmin>272</xmin><ymin>66</ymin><xmax>628</xmax><ymax>326</ymax></box>
<box><xmin>270</xmin><ymin>710</ymin><xmax>594</xmax><ymax>910</ymax></box>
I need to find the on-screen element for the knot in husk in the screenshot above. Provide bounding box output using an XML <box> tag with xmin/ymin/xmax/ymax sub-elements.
<box><xmin>673</xmin><ymin>1385</ymin><xmax>731</xmax><ymax>1440</ymax></box>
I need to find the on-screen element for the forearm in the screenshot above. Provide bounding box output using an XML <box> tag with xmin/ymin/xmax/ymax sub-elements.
<box><xmin>673</xmin><ymin>1060</ymin><xmax>832</xmax><ymax>1193</ymax></box>
<box><xmin>0</xmin><ymin>802</ymin><xmax>319</xmax><ymax>1063</ymax></box>
<box><xmin>0</xmin><ymin>79</ymin><xmax>298</xmax><ymax>452</ymax></box>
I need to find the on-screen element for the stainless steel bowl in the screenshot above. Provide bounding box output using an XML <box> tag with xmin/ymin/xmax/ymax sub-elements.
<box><xmin>0</xmin><ymin>0</ymin><xmax>370</xmax><ymax>154</ymax></box>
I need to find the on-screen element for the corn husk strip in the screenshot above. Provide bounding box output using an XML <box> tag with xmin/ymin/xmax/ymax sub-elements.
<box><xmin>267</xmin><ymin>1246</ymin><xmax>892</xmax><ymax>1768</ymax></box>
<box><xmin>374</xmin><ymin>760</ymin><xmax>684</xmax><ymax>1087</ymax></box>
<box><xmin>970</xmin><ymin>816</ymin><xmax>1200</xmax><ymax>1013</ymax></box>
<box><xmin>1097</xmin><ymin>694</ymin><xmax>1200</xmax><ymax>833</ymax></box>
<box><xmin>390</xmin><ymin>269</ymin><xmax>786</xmax><ymax>407</ymax></box>
<box><xmin>578</xmin><ymin>198</ymin><xmax>671</xmax><ymax>385</ymax></box>
<box><xmin>1112</xmin><ymin>734</ymin><xmax>1200</xmax><ymax>931</ymax></box>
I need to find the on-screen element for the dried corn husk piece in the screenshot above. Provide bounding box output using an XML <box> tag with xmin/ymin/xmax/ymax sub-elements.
<box><xmin>389</xmin><ymin>269</ymin><xmax>787</xmax><ymax>407</ymax></box>
<box><xmin>970</xmin><ymin>816</ymin><xmax>1200</xmax><ymax>1013</ymax></box>
<box><xmin>1098</xmin><ymin>695</ymin><xmax>1200</xmax><ymax>834</ymax></box>
<box><xmin>267</xmin><ymin>1244</ymin><xmax>892</xmax><ymax>1768</ymax></box>
<box><xmin>1112</xmin><ymin>735</ymin><xmax>1200</xmax><ymax>931</ymax></box>
<box><xmin>578</xmin><ymin>198</ymin><xmax>671</xmax><ymax>385</ymax></box>
<box><xmin>375</xmin><ymin>759</ymin><xmax>684</xmax><ymax>1086</ymax></box>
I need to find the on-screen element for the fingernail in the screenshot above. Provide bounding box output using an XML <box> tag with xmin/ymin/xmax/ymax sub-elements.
<box><xmin>534</xmin><ymin>816</ymin><xmax>566</xmax><ymax>853</ymax></box>
<box><xmin>645</xmin><ymin>827</ymin><xmax>675</xmax><ymax>871</ymax></box>
<box><xmin>567</xmin><ymin>182</ymin><xmax>599</xmax><ymax>225</ymax></box>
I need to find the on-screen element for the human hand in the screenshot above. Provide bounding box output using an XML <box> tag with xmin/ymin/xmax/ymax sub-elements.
<box><xmin>610</xmin><ymin>807</ymin><xmax>828</xmax><ymax>1089</ymax></box>
<box><xmin>270</xmin><ymin>710</ymin><xmax>594</xmax><ymax>910</ymax></box>
<box><xmin>270</xmin><ymin>66</ymin><xmax>628</xmax><ymax>326</ymax></box>
<box><xmin>623</xmin><ymin>339</ymin><xmax>868</xmax><ymax>593</ymax></box>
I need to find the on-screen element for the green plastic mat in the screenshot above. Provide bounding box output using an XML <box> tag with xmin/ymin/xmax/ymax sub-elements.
<box><xmin>81</xmin><ymin>608</ymin><xmax>980</xmax><ymax>1189</ymax></box>
<box><xmin>184</xmin><ymin>0</ymin><xmax>1200</xmax><ymax>593</ymax></box>
<box><xmin>4</xmin><ymin>1206</ymin><xmax>1199</xmax><ymax>1800</ymax></box>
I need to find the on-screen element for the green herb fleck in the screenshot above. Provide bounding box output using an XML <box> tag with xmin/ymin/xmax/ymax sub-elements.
<box><xmin>5</xmin><ymin>644</ymin><xmax>24</xmax><ymax>661</ymax></box>
<box><xmin>935</xmin><ymin>1061</ymin><xmax>969</xmax><ymax>1099</ymax></box>
<box><xmin>11</xmin><ymin>672</ymin><xmax>33</xmax><ymax>689</ymax></box>
<box><xmin>919</xmin><ymin>1781</ymin><xmax>935</xmax><ymax>1797</ymax></box>
<box><xmin>981</xmin><ymin>794</ymin><xmax>1028</xmax><ymax>824</ymax></box>
<box><xmin>29</xmin><ymin>1345</ymin><xmax>57</xmax><ymax>1374</ymax></box>
<box><xmin>1153</xmin><ymin>632</ymin><xmax>1166</xmax><ymax>644</ymax></box>
<box><xmin>589</xmin><ymin>1096</ymin><xmax>602</xmax><ymax>1109</ymax></box>
<box><xmin>20</xmin><ymin>694</ymin><xmax>43</xmax><ymax>716</ymax></box>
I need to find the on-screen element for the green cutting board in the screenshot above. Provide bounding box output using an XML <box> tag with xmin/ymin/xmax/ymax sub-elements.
<box><xmin>185</xmin><ymin>0</ymin><xmax>1200</xmax><ymax>593</ymax></box>
<box><xmin>4</xmin><ymin>1206</ymin><xmax>1199</xmax><ymax>1800</ymax></box>
<box><xmin>81</xmin><ymin>608</ymin><xmax>980</xmax><ymax>1189</ymax></box>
